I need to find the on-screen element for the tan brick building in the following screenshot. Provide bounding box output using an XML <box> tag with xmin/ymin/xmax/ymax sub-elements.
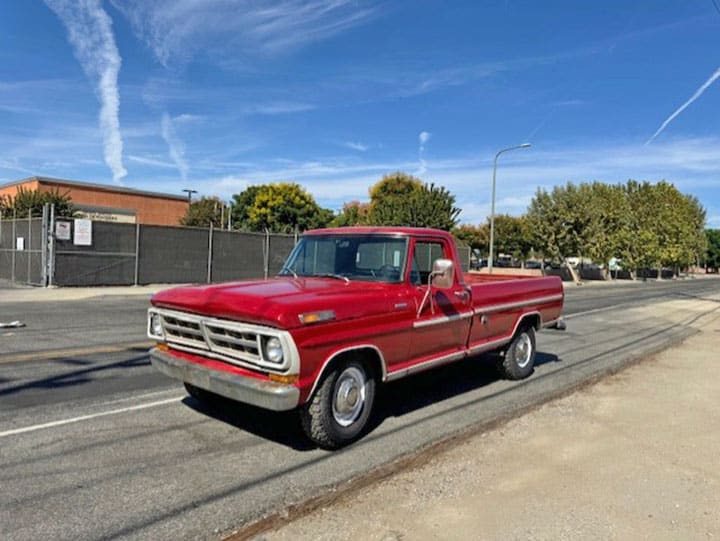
<box><xmin>0</xmin><ymin>176</ymin><xmax>189</xmax><ymax>226</ymax></box>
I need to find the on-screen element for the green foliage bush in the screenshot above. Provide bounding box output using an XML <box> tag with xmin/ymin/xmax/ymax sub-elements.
<box><xmin>0</xmin><ymin>186</ymin><xmax>76</xmax><ymax>218</ymax></box>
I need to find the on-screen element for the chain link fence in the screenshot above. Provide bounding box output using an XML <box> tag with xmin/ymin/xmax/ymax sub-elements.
<box><xmin>52</xmin><ymin>222</ymin><xmax>297</xmax><ymax>287</ymax></box>
<box><xmin>1</xmin><ymin>205</ymin><xmax>471</xmax><ymax>287</ymax></box>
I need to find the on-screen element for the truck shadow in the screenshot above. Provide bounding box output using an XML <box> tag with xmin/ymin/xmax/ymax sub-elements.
<box><xmin>182</xmin><ymin>396</ymin><xmax>316</xmax><ymax>451</ymax></box>
<box><xmin>370</xmin><ymin>351</ymin><xmax>559</xmax><ymax>423</ymax></box>
<box><xmin>0</xmin><ymin>349</ymin><xmax>150</xmax><ymax>397</ymax></box>
<box><xmin>182</xmin><ymin>351</ymin><xmax>559</xmax><ymax>451</ymax></box>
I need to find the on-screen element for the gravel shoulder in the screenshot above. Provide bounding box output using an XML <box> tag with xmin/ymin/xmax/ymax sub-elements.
<box><xmin>258</xmin><ymin>311</ymin><xmax>720</xmax><ymax>541</ymax></box>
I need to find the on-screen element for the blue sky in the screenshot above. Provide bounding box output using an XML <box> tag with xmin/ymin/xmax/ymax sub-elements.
<box><xmin>1</xmin><ymin>1</ymin><xmax>720</xmax><ymax>226</ymax></box>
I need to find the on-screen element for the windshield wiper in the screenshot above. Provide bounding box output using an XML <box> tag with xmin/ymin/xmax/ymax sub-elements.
<box><xmin>278</xmin><ymin>265</ymin><xmax>298</xmax><ymax>278</ymax></box>
<box><xmin>318</xmin><ymin>273</ymin><xmax>350</xmax><ymax>284</ymax></box>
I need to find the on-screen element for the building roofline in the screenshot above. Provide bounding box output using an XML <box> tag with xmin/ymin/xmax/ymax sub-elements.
<box><xmin>0</xmin><ymin>176</ymin><xmax>189</xmax><ymax>202</ymax></box>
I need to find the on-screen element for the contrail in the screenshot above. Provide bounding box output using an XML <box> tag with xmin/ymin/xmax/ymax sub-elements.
<box><xmin>161</xmin><ymin>113</ymin><xmax>189</xmax><ymax>181</ymax></box>
<box><xmin>44</xmin><ymin>0</ymin><xmax>127</xmax><ymax>182</ymax></box>
<box><xmin>417</xmin><ymin>131</ymin><xmax>431</xmax><ymax>176</ymax></box>
<box><xmin>646</xmin><ymin>66</ymin><xmax>720</xmax><ymax>145</ymax></box>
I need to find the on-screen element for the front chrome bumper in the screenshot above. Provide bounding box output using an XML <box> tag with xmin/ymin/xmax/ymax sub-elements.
<box><xmin>150</xmin><ymin>347</ymin><xmax>300</xmax><ymax>411</ymax></box>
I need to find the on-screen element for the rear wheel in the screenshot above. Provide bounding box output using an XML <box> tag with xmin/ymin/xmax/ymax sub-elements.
<box><xmin>300</xmin><ymin>361</ymin><xmax>376</xmax><ymax>449</ymax></box>
<box><xmin>497</xmin><ymin>326</ymin><xmax>536</xmax><ymax>380</ymax></box>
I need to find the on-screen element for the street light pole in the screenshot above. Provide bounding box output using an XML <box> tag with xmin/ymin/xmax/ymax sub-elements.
<box><xmin>182</xmin><ymin>189</ymin><xmax>198</xmax><ymax>202</ymax></box>
<box><xmin>488</xmin><ymin>143</ymin><xmax>531</xmax><ymax>274</ymax></box>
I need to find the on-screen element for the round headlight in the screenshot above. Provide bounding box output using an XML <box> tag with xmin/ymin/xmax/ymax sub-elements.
<box><xmin>264</xmin><ymin>337</ymin><xmax>284</xmax><ymax>363</ymax></box>
<box><xmin>150</xmin><ymin>313</ymin><xmax>163</xmax><ymax>337</ymax></box>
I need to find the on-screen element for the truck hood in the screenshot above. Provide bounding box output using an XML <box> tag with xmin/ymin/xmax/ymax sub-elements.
<box><xmin>150</xmin><ymin>277</ymin><xmax>397</xmax><ymax>329</ymax></box>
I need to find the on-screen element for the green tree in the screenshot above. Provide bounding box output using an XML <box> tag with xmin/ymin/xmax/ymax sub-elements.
<box><xmin>368</xmin><ymin>171</ymin><xmax>422</xmax><ymax>201</ymax></box>
<box><xmin>623</xmin><ymin>181</ymin><xmax>705</xmax><ymax>274</ymax></box>
<box><xmin>329</xmin><ymin>201</ymin><xmax>370</xmax><ymax>227</ymax></box>
<box><xmin>0</xmin><ymin>186</ymin><xmax>75</xmax><ymax>217</ymax></box>
<box><xmin>230</xmin><ymin>185</ymin><xmax>263</xmax><ymax>230</ymax></box>
<box><xmin>528</xmin><ymin>179</ymin><xmax>706</xmax><ymax>277</ymax></box>
<box><xmin>492</xmin><ymin>214</ymin><xmax>534</xmax><ymax>261</ymax></box>
<box><xmin>234</xmin><ymin>182</ymin><xmax>332</xmax><ymax>233</ymax></box>
<box><xmin>580</xmin><ymin>182</ymin><xmax>630</xmax><ymax>276</ymax></box>
<box><xmin>453</xmin><ymin>224</ymin><xmax>489</xmax><ymax>253</ymax></box>
<box><xmin>180</xmin><ymin>196</ymin><xmax>225</xmax><ymax>227</ymax></box>
<box><xmin>706</xmin><ymin>229</ymin><xmax>720</xmax><ymax>271</ymax></box>
<box><xmin>526</xmin><ymin>183</ymin><xmax>583</xmax><ymax>261</ymax></box>
<box><xmin>366</xmin><ymin>172</ymin><xmax>460</xmax><ymax>230</ymax></box>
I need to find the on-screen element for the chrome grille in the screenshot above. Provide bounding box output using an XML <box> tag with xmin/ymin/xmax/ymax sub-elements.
<box><xmin>150</xmin><ymin>308</ymin><xmax>294</xmax><ymax>371</ymax></box>
<box><xmin>204</xmin><ymin>323</ymin><xmax>261</xmax><ymax>363</ymax></box>
<box><xmin>161</xmin><ymin>314</ymin><xmax>207</xmax><ymax>350</ymax></box>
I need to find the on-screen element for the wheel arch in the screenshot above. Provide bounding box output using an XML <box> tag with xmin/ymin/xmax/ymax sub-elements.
<box><xmin>514</xmin><ymin>311</ymin><xmax>542</xmax><ymax>335</ymax></box>
<box><xmin>307</xmin><ymin>345</ymin><xmax>387</xmax><ymax>402</ymax></box>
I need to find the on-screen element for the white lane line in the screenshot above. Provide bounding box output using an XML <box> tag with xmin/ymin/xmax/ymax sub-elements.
<box><xmin>0</xmin><ymin>396</ymin><xmax>183</xmax><ymax>438</ymax></box>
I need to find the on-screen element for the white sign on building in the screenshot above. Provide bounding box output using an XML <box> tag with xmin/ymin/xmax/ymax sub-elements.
<box><xmin>73</xmin><ymin>219</ymin><xmax>93</xmax><ymax>246</ymax></box>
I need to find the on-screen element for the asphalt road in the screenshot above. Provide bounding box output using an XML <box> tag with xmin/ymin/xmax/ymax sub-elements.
<box><xmin>1</xmin><ymin>295</ymin><xmax>152</xmax><ymax>358</ymax></box>
<box><xmin>1</xmin><ymin>278</ymin><xmax>719</xmax><ymax>540</ymax></box>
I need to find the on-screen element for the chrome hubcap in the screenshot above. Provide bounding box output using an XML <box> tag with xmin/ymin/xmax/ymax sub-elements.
<box><xmin>513</xmin><ymin>333</ymin><xmax>532</xmax><ymax>368</ymax></box>
<box><xmin>332</xmin><ymin>367</ymin><xmax>366</xmax><ymax>427</ymax></box>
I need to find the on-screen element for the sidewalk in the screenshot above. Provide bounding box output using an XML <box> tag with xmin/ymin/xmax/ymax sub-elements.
<box><xmin>260</xmin><ymin>313</ymin><xmax>720</xmax><ymax>540</ymax></box>
<box><xmin>0</xmin><ymin>283</ymin><xmax>176</xmax><ymax>303</ymax></box>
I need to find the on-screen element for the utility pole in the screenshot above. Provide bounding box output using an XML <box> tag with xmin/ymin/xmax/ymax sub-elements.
<box><xmin>182</xmin><ymin>189</ymin><xmax>198</xmax><ymax>202</ymax></box>
<box><xmin>488</xmin><ymin>143</ymin><xmax>531</xmax><ymax>274</ymax></box>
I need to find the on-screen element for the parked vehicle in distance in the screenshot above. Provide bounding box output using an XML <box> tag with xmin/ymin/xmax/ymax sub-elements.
<box><xmin>148</xmin><ymin>227</ymin><xmax>565</xmax><ymax>448</ymax></box>
<box><xmin>470</xmin><ymin>250</ymin><xmax>487</xmax><ymax>270</ymax></box>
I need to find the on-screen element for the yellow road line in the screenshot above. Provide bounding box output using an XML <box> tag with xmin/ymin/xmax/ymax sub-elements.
<box><xmin>0</xmin><ymin>342</ymin><xmax>154</xmax><ymax>364</ymax></box>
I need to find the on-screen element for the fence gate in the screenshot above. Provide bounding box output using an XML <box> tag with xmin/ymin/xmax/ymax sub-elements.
<box><xmin>0</xmin><ymin>207</ymin><xmax>49</xmax><ymax>286</ymax></box>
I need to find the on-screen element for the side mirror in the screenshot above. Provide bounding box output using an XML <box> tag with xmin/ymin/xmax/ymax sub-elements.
<box><xmin>416</xmin><ymin>258</ymin><xmax>456</xmax><ymax>318</ymax></box>
<box><xmin>430</xmin><ymin>259</ymin><xmax>454</xmax><ymax>289</ymax></box>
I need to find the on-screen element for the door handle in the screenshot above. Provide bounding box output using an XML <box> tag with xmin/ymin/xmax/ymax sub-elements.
<box><xmin>454</xmin><ymin>290</ymin><xmax>470</xmax><ymax>300</ymax></box>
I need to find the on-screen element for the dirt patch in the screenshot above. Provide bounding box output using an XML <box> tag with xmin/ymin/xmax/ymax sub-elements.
<box><xmin>248</xmin><ymin>317</ymin><xmax>720</xmax><ymax>541</ymax></box>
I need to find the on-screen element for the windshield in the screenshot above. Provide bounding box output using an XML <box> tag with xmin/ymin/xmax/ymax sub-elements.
<box><xmin>280</xmin><ymin>235</ymin><xmax>408</xmax><ymax>283</ymax></box>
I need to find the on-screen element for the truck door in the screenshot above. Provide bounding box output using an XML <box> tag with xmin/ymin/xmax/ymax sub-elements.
<box><xmin>407</xmin><ymin>238</ymin><xmax>473</xmax><ymax>363</ymax></box>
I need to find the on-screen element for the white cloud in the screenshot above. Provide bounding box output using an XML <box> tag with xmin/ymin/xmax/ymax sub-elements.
<box><xmin>241</xmin><ymin>102</ymin><xmax>315</xmax><ymax>115</ymax></box>
<box><xmin>44</xmin><ymin>0</ymin><xmax>127</xmax><ymax>183</ymax></box>
<box><xmin>110</xmin><ymin>0</ymin><xmax>379</xmax><ymax>66</ymax></box>
<box><xmin>0</xmin><ymin>158</ymin><xmax>36</xmax><ymax>177</ymax></box>
<box><xmin>344</xmin><ymin>141</ymin><xmax>369</xmax><ymax>152</ymax></box>
<box><xmin>173</xmin><ymin>113</ymin><xmax>204</xmax><ymax>124</ymax></box>
<box><xmin>160</xmin><ymin>113</ymin><xmax>189</xmax><ymax>181</ymax></box>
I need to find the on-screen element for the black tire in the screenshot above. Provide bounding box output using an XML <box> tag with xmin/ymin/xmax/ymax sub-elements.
<box><xmin>300</xmin><ymin>360</ymin><xmax>376</xmax><ymax>449</ymax></box>
<box><xmin>497</xmin><ymin>325</ymin><xmax>536</xmax><ymax>380</ymax></box>
<box><xmin>184</xmin><ymin>382</ymin><xmax>216</xmax><ymax>403</ymax></box>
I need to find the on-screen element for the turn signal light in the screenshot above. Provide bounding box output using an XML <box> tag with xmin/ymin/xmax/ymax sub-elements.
<box><xmin>268</xmin><ymin>373</ymin><xmax>299</xmax><ymax>384</ymax></box>
<box><xmin>298</xmin><ymin>310</ymin><xmax>336</xmax><ymax>324</ymax></box>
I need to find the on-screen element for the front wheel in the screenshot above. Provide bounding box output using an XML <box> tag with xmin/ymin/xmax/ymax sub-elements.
<box><xmin>300</xmin><ymin>361</ymin><xmax>376</xmax><ymax>449</ymax></box>
<box><xmin>497</xmin><ymin>326</ymin><xmax>536</xmax><ymax>380</ymax></box>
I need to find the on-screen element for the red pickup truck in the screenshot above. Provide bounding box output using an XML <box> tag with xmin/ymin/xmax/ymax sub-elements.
<box><xmin>148</xmin><ymin>227</ymin><xmax>564</xmax><ymax>448</ymax></box>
